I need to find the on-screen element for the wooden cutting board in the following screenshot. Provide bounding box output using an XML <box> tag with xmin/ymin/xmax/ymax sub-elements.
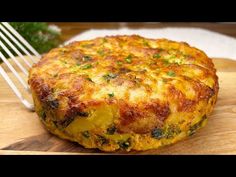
<box><xmin>0</xmin><ymin>58</ymin><xmax>236</xmax><ymax>155</ymax></box>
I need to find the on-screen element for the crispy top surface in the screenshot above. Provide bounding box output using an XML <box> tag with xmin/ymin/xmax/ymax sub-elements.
<box><xmin>29</xmin><ymin>35</ymin><xmax>219</xmax><ymax>133</ymax></box>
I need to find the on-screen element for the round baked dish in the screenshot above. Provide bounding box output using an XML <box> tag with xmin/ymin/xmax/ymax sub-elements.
<box><xmin>28</xmin><ymin>35</ymin><xmax>219</xmax><ymax>152</ymax></box>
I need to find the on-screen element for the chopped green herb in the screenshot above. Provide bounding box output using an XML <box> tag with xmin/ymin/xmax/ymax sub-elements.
<box><xmin>76</xmin><ymin>63</ymin><xmax>81</xmax><ymax>66</ymax></box>
<box><xmin>184</xmin><ymin>54</ymin><xmax>191</xmax><ymax>58</ymax></box>
<box><xmin>62</xmin><ymin>60</ymin><xmax>67</xmax><ymax>64</ymax></box>
<box><xmin>53</xmin><ymin>121</ymin><xmax>59</xmax><ymax>128</ymax></box>
<box><xmin>152</xmin><ymin>125</ymin><xmax>181</xmax><ymax>139</ymax></box>
<box><xmin>167</xmin><ymin>71</ymin><xmax>176</xmax><ymax>77</ymax></box>
<box><xmin>125</xmin><ymin>58</ymin><xmax>132</xmax><ymax>63</ymax></box>
<box><xmin>157</xmin><ymin>48</ymin><xmax>164</xmax><ymax>52</ymax></box>
<box><xmin>143</xmin><ymin>40</ymin><xmax>149</xmax><ymax>47</ymax></box>
<box><xmin>173</xmin><ymin>61</ymin><xmax>181</xmax><ymax>65</ymax></box>
<box><xmin>86</xmin><ymin>77</ymin><xmax>93</xmax><ymax>82</ymax></box>
<box><xmin>102</xmin><ymin>38</ymin><xmax>108</xmax><ymax>43</ymax></box>
<box><xmin>59</xmin><ymin>116</ymin><xmax>76</xmax><ymax>128</ymax></box>
<box><xmin>162</xmin><ymin>78</ymin><xmax>168</xmax><ymax>83</ymax></box>
<box><xmin>153</xmin><ymin>53</ymin><xmax>161</xmax><ymax>59</ymax></box>
<box><xmin>46</xmin><ymin>98</ymin><xmax>59</xmax><ymax>109</ymax></box>
<box><xmin>165</xmin><ymin>124</ymin><xmax>181</xmax><ymax>139</ymax></box>
<box><xmin>108</xmin><ymin>92</ymin><xmax>114</xmax><ymax>98</ymax></box>
<box><xmin>82</xmin><ymin>55</ymin><xmax>92</xmax><ymax>61</ymax></box>
<box><xmin>170</xmin><ymin>55</ymin><xmax>176</xmax><ymax>59</ymax></box>
<box><xmin>107</xmin><ymin>125</ymin><xmax>116</xmax><ymax>135</ymax></box>
<box><xmin>151</xmin><ymin>128</ymin><xmax>164</xmax><ymax>139</ymax></box>
<box><xmin>81</xmin><ymin>43</ymin><xmax>94</xmax><ymax>48</ymax></box>
<box><xmin>97</xmin><ymin>135</ymin><xmax>108</xmax><ymax>145</ymax></box>
<box><xmin>163</xmin><ymin>59</ymin><xmax>170</xmax><ymax>66</ymax></box>
<box><xmin>118</xmin><ymin>139</ymin><xmax>131</xmax><ymax>149</ymax></box>
<box><xmin>53</xmin><ymin>73</ymin><xmax>58</xmax><ymax>78</ymax></box>
<box><xmin>82</xmin><ymin>131</ymin><xmax>90</xmax><ymax>138</ymax></box>
<box><xmin>189</xmin><ymin>124</ymin><xmax>199</xmax><ymax>136</ymax></box>
<box><xmin>116</xmin><ymin>61</ymin><xmax>123</xmax><ymax>66</ymax></box>
<box><xmin>39</xmin><ymin>110</ymin><xmax>46</xmax><ymax>120</ymax></box>
<box><xmin>77</xmin><ymin>111</ymin><xmax>89</xmax><ymax>117</ymax></box>
<box><xmin>58</xmin><ymin>112</ymin><xmax>88</xmax><ymax>128</ymax></box>
<box><xmin>125</xmin><ymin>54</ymin><xmax>132</xmax><ymax>63</ymax></box>
<box><xmin>81</xmin><ymin>64</ymin><xmax>92</xmax><ymax>70</ymax></box>
<box><xmin>103</xmin><ymin>73</ymin><xmax>117</xmax><ymax>82</ymax></box>
<box><xmin>189</xmin><ymin>115</ymin><xmax>207</xmax><ymax>136</ymax></box>
<box><xmin>97</xmin><ymin>50</ymin><xmax>105</xmax><ymax>56</ymax></box>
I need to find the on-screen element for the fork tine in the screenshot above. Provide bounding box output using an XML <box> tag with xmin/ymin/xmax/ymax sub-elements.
<box><xmin>0</xmin><ymin>40</ymin><xmax>28</xmax><ymax>76</ymax></box>
<box><xmin>0</xmin><ymin>31</ymin><xmax>32</xmax><ymax>68</ymax></box>
<box><xmin>0</xmin><ymin>52</ymin><xmax>29</xmax><ymax>91</ymax></box>
<box><xmin>0</xmin><ymin>65</ymin><xmax>34</xmax><ymax>111</ymax></box>
<box><xmin>0</xmin><ymin>22</ymin><xmax>42</xmax><ymax>111</ymax></box>
<box><xmin>2</xmin><ymin>22</ymin><xmax>41</xmax><ymax>59</ymax></box>
<box><xmin>0</xmin><ymin>23</ymin><xmax>39</xmax><ymax>63</ymax></box>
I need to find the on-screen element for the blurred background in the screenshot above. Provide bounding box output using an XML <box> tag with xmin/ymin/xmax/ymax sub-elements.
<box><xmin>3</xmin><ymin>22</ymin><xmax>236</xmax><ymax>60</ymax></box>
<box><xmin>52</xmin><ymin>22</ymin><xmax>236</xmax><ymax>42</ymax></box>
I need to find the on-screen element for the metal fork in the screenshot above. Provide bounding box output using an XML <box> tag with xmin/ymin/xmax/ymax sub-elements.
<box><xmin>0</xmin><ymin>22</ymin><xmax>41</xmax><ymax>111</ymax></box>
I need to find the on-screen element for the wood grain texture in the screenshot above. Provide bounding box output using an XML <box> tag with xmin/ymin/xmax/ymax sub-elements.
<box><xmin>0</xmin><ymin>58</ymin><xmax>236</xmax><ymax>155</ymax></box>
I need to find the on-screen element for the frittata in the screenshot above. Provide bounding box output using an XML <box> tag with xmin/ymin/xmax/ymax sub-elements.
<box><xmin>28</xmin><ymin>35</ymin><xmax>219</xmax><ymax>152</ymax></box>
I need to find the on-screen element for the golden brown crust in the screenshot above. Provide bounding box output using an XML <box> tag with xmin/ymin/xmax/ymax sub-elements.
<box><xmin>28</xmin><ymin>35</ymin><xmax>219</xmax><ymax>152</ymax></box>
<box><xmin>117</xmin><ymin>100</ymin><xmax>170</xmax><ymax>133</ymax></box>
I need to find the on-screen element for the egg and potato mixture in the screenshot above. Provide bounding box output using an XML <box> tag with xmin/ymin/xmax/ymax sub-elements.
<box><xmin>28</xmin><ymin>35</ymin><xmax>219</xmax><ymax>152</ymax></box>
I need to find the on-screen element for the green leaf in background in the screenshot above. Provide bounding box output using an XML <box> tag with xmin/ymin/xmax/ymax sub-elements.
<box><xmin>0</xmin><ymin>22</ymin><xmax>62</xmax><ymax>62</ymax></box>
